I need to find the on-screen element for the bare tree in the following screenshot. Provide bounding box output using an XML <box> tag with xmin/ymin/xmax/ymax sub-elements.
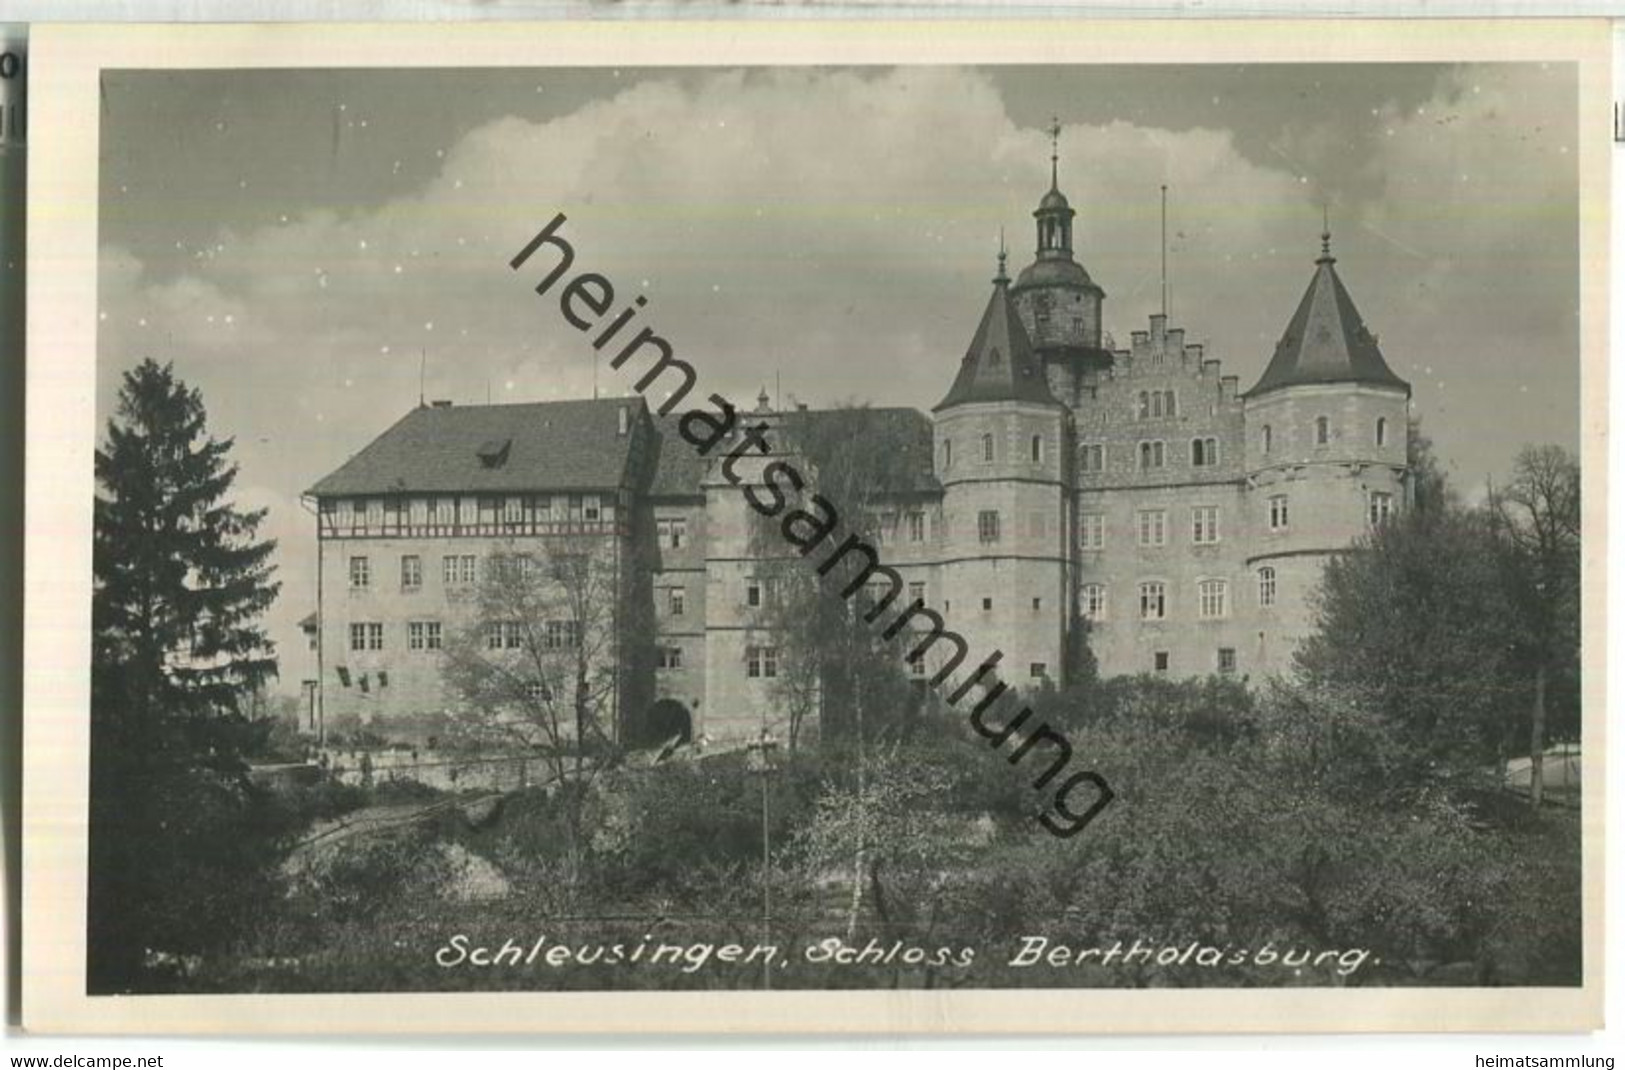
<box><xmin>1489</xmin><ymin>445</ymin><xmax>1581</xmax><ymax>808</ymax></box>
<box><xmin>441</xmin><ymin>533</ymin><xmax>625</xmax><ymax>879</ymax></box>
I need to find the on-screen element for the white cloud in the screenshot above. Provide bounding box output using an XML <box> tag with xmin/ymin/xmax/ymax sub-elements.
<box><xmin>97</xmin><ymin>64</ymin><xmax>1577</xmax><ymax>693</ymax></box>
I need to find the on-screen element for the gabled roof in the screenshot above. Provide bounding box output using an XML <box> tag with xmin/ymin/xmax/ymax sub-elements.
<box><xmin>933</xmin><ymin>273</ymin><xmax>1064</xmax><ymax>412</ymax></box>
<box><xmin>782</xmin><ymin>406</ymin><xmax>942</xmax><ymax>496</ymax></box>
<box><xmin>647</xmin><ymin>414</ymin><xmax>712</xmax><ymax>499</ymax></box>
<box><xmin>1246</xmin><ymin>248</ymin><xmax>1409</xmax><ymax>399</ymax></box>
<box><xmin>306</xmin><ymin>397</ymin><xmax>643</xmax><ymax>497</ymax></box>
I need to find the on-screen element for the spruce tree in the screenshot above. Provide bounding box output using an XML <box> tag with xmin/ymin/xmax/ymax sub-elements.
<box><xmin>89</xmin><ymin>358</ymin><xmax>282</xmax><ymax>991</ymax></box>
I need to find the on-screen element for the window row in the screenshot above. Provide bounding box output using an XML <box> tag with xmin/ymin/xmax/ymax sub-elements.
<box><xmin>1149</xmin><ymin>648</ymin><xmax>1238</xmax><ymax>675</ymax></box>
<box><xmin>1259</xmin><ymin>415</ymin><xmax>1389</xmax><ymax>454</ymax></box>
<box><xmin>483</xmin><ymin>619</ymin><xmax>582</xmax><ymax>651</ymax></box>
<box><xmin>349</xmin><ymin>552</ymin><xmax>580</xmax><ymax>590</ymax></box>
<box><xmin>322</xmin><ymin>493</ymin><xmax>614</xmax><ymax>533</ymax></box>
<box><xmin>938</xmin><ymin>433</ymin><xmax>1048</xmax><ymax>470</ymax></box>
<box><xmin>1136</xmin><ymin>390</ymin><xmax>1178</xmax><ymax>420</ymax></box>
<box><xmin>1080</xmin><ymin>569</ymin><xmax>1281</xmax><ymax>621</ymax></box>
<box><xmin>347</xmin><ymin>620</ymin><xmax>445</xmax><ymax>652</ymax></box>
<box><xmin>1079</xmin><ymin>436</ymin><xmax>1227</xmax><ymax>474</ymax></box>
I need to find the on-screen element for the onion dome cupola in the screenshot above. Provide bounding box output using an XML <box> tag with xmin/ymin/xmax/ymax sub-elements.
<box><xmin>1245</xmin><ymin>228</ymin><xmax>1410</xmax><ymax>399</ymax></box>
<box><xmin>933</xmin><ymin>249</ymin><xmax>1065</xmax><ymax>412</ymax></box>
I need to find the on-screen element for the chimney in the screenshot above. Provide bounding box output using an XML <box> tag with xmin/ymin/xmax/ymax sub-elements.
<box><xmin>617</xmin><ymin>405</ymin><xmax>630</xmax><ymax>436</ymax></box>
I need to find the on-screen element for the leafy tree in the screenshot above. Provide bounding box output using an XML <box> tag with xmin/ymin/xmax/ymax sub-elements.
<box><xmin>440</xmin><ymin>534</ymin><xmax>631</xmax><ymax>883</ymax></box>
<box><xmin>89</xmin><ymin>358</ymin><xmax>281</xmax><ymax>990</ymax></box>
<box><xmin>1488</xmin><ymin>445</ymin><xmax>1582</xmax><ymax>807</ymax></box>
<box><xmin>1407</xmin><ymin>415</ymin><xmax>1453</xmax><ymax>514</ymax></box>
<box><xmin>1295</xmin><ymin>501</ymin><xmax>1520</xmax><ymax>786</ymax></box>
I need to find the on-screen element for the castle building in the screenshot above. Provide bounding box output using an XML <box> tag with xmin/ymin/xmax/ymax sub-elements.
<box><xmin>306</xmin><ymin>165</ymin><xmax>1411</xmax><ymax>746</ymax></box>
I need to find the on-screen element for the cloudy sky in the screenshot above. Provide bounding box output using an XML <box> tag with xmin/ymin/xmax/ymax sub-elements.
<box><xmin>98</xmin><ymin>62</ymin><xmax>1579</xmax><ymax>693</ymax></box>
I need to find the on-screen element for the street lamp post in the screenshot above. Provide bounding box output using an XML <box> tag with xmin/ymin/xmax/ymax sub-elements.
<box><xmin>745</xmin><ymin>729</ymin><xmax>781</xmax><ymax>991</ymax></box>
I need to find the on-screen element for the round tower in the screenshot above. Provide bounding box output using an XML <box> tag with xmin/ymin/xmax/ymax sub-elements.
<box><xmin>932</xmin><ymin>251</ymin><xmax>1073</xmax><ymax>692</ymax></box>
<box><xmin>1242</xmin><ymin>228</ymin><xmax>1411</xmax><ymax>673</ymax></box>
<box><xmin>1008</xmin><ymin>120</ymin><xmax>1112</xmax><ymax>409</ymax></box>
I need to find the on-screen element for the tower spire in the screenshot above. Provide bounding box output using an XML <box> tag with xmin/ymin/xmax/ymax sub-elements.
<box><xmin>995</xmin><ymin>227</ymin><xmax>1008</xmax><ymax>284</ymax></box>
<box><xmin>1048</xmin><ymin>116</ymin><xmax>1061</xmax><ymax>190</ymax></box>
<box><xmin>1319</xmin><ymin>204</ymin><xmax>1334</xmax><ymax>264</ymax></box>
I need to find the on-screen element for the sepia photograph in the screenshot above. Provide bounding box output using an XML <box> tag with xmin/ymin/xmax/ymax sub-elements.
<box><xmin>21</xmin><ymin>19</ymin><xmax>1608</xmax><ymax>1034</ymax></box>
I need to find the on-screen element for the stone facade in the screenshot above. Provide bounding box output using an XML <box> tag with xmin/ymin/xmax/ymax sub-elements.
<box><xmin>306</xmin><ymin>175</ymin><xmax>1411</xmax><ymax>745</ymax></box>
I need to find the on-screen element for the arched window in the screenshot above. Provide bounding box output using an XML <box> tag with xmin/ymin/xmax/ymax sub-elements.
<box><xmin>1151</xmin><ymin>392</ymin><xmax>1164</xmax><ymax>418</ymax></box>
<box><xmin>1164</xmin><ymin>391</ymin><xmax>1177</xmax><ymax>417</ymax></box>
<box><xmin>982</xmin><ymin>433</ymin><xmax>995</xmax><ymax>463</ymax></box>
<box><xmin>1376</xmin><ymin>417</ymin><xmax>1388</xmax><ymax>447</ymax></box>
<box><xmin>1316</xmin><ymin>416</ymin><xmax>1330</xmax><ymax>445</ymax></box>
<box><xmin>1031</xmin><ymin>434</ymin><xmax>1043</xmax><ymax>463</ymax></box>
<box><xmin>1262</xmin><ymin>424</ymin><xmax>1272</xmax><ymax>454</ymax></box>
<box><xmin>1191</xmin><ymin>438</ymin><xmax>1204</xmax><ymax>466</ymax></box>
<box><xmin>1258</xmin><ymin>567</ymin><xmax>1277</xmax><ymax>608</ymax></box>
<box><xmin>1192</xmin><ymin>437</ymin><xmax>1220</xmax><ymax>467</ymax></box>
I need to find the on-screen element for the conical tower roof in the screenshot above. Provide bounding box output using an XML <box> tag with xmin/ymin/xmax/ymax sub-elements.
<box><xmin>1246</xmin><ymin>235</ymin><xmax>1409</xmax><ymax>399</ymax></box>
<box><xmin>934</xmin><ymin>257</ymin><xmax>1064</xmax><ymax>412</ymax></box>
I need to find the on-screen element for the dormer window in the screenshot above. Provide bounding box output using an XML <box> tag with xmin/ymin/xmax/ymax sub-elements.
<box><xmin>477</xmin><ymin>437</ymin><xmax>512</xmax><ymax>469</ymax></box>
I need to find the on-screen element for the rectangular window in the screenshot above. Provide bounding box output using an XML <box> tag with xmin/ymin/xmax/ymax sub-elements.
<box><xmin>1369</xmin><ymin>491</ymin><xmax>1394</xmax><ymax>527</ymax></box>
<box><xmin>669</xmin><ymin>587</ymin><xmax>686</xmax><ymax>617</ymax></box>
<box><xmin>1269</xmin><ymin>495</ymin><xmax>1290</xmax><ymax>532</ymax></box>
<box><xmin>401</xmin><ymin>554</ymin><xmax>422</xmax><ymax>590</ymax></box>
<box><xmin>907</xmin><ymin>511</ymin><xmax>926</xmax><ymax>542</ymax></box>
<box><xmin>432</xmin><ymin>497</ymin><xmax>456</xmax><ymax>527</ymax></box>
<box><xmin>1080</xmin><ymin>512</ymin><xmax>1105</xmax><ymax>550</ymax></box>
<box><xmin>747</xmin><ymin>579</ymin><xmax>763</xmax><ymax>608</ymax></box>
<box><xmin>408</xmin><ymin>497</ymin><xmax>429</xmax><ymax>526</ymax></box>
<box><xmin>747</xmin><ymin>645</ymin><xmax>779</xmax><ymax>679</ymax></box>
<box><xmin>1080</xmin><ymin>443</ymin><xmax>1104</xmax><ymax>473</ymax></box>
<box><xmin>982</xmin><ymin>433</ymin><xmax>995</xmax><ymax>463</ymax></box>
<box><xmin>443</xmin><ymin>555</ymin><xmax>458</xmax><ymax>585</ymax></box>
<box><xmin>501</xmin><ymin>622</ymin><xmax>521</xmax><ymax>649</ymax></box>
<box><xmin>657</xmin><ymin>517</ymin><xmax>687</xmax><ymax>549</ymax></box>
<box><xmin>1198</xmin><ymin>579</ymin><xmax>1228</xmax><ymax>619</ymax></box>
<box><xmin>408</xmin><ymin>621</ymin><xmax>425</xmax><ymax>650</ymax></box>
<box><xmin>1218</xmin><ymin>647</ymin><xmax>1237</xmax><ymax>674</ymax></box>
<box><xmin>366</xmin><ymin>623</ymin><xmax>383</xmax><ymax>651</ymax></box>
<box><xmin>1191</xmin><ymin>506</ymin><xmax>1219</xmax><ymax>545</ymax></box>
<box><xmin>977</xmin><ymin>510</ymin><xmax>1001</xmax><ymax>544</ymax></box>
<box><xmin>1258</xmin><ymin>567</ymin><xmax>1277</xmax><ymax>608</ymax></box>
<box><xmin>1030</xmin><ymin>662</ymin><xmax>1047</xmax><ymax>679</ymax></box>
<box><xmin>349</xmin><ymin>556</ymin><xmax>370</xmax><ymax>589</ymax></box>
<box><xmin>526</xmin><ymin>681</ymin><xmax>551</xmax><ymax>703</ymax></box>
<box><xmin>502</xmin><ymin>496</ymin><xmax>525</xmax><ymax>527</ymax></box>
<box><xmin>349</xmin><ymin>623</ymin><xmax>367</xmax><ymax>652</ymax></box>
<box><xmin>1154</xmin><ymin>651</ymin><xmax>1169</xmax><ymax>672</ymax></box>
<box><xmin>485</xmin><ymin>623</ymin><xmax>504</xmax><ymax>651</ymax></box>
<box><xmin>1139</xmin><ymin>582</ymin><xmax>1166</xmax><ymax>621</ymax></box>
<box><xmin>1031</xmin><ymin>597</ymin><xmax>1042</xmax><ymax>612</ymax></box>
<box><xmin>582</xmin><ymin>494</ymin><xmax>602</xmax><ymax>522</ymax></box>
<box><xmin>1137</xmin><ymin>509</ymin><xmax>1167</xmax><ymax>547</ymax></box>
<box><xmin>545</xmin><ymin>620</ymin><xmax>581</xmax><ymax>650</ymax></box>
<box><xmin>426</xmin><ymin>622</ymin><xmax>442</xmax><ymax>650</ymax></box>
<box><xmin>658</xmin><ymin>646</ymin><xmax>683</xmax><ymax>670</ymax></box>
<box><xmin>1082</xmin><ymin>583</ymin><xmax>1106</xmax><ymax>619</ymax></box>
